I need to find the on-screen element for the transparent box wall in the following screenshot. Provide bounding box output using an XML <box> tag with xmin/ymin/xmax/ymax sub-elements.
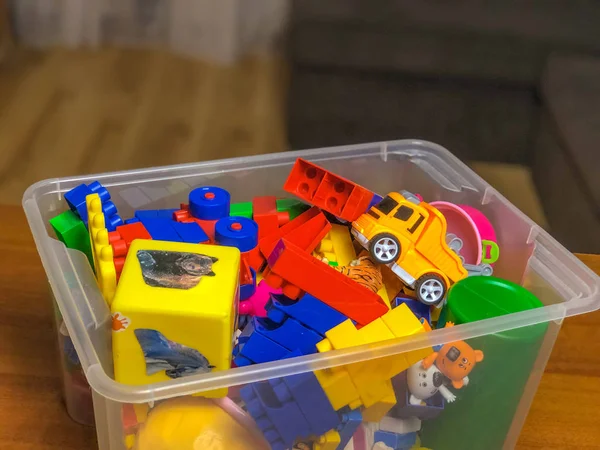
<box><xmin>23</xmin><ymin>141</ymin><xmax>600</xmax><ymax>450</ymax></box>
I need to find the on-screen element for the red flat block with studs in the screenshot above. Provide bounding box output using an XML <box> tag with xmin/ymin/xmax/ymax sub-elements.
<box><xmin>283</xmin><ymin>159</ymin><xmax>374</xmax><ymax>222</ymax></box>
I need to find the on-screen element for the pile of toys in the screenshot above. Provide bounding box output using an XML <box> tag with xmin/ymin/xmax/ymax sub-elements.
<box><xmin>50</xmin><ymin>157</ymin><xmax>537</xmax><ymax>450</ymax></box>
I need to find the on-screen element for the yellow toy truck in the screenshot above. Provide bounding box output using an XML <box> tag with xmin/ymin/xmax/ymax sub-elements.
<box><xmin>351</xmin><ymin>191</ymin><xmax>467</xmax><ymax>305</ymax></box>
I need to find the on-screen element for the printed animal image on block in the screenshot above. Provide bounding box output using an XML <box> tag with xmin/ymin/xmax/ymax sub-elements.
<box><xmin>112</xmin><ymin>240</ymin><xmax>240</xmax><ymax>397</ymax></box>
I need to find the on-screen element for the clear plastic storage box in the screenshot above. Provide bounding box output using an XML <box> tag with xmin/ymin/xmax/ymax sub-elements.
<box><xmin>23</xmin><ymin>140</ymin><xmax>600</xmax><ymax>450</ymax></box>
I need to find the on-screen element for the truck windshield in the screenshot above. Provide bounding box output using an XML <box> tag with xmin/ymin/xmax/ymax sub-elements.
<box><xmin>374</xmin><ymin>196</ymin><xmax>398</xmax><ymax>215</ymax></box>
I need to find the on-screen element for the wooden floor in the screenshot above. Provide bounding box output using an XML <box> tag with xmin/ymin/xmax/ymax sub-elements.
<box><xmin>0</xmin><ymin>48</ymin><xmax>288</xmax><ymax>204</ymax></box>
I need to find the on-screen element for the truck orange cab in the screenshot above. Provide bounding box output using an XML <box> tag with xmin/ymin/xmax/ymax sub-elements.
<box><xmin>352</xmin><ymin>191</ymin><xmax>467</xmax><ymax>305</ymax></box>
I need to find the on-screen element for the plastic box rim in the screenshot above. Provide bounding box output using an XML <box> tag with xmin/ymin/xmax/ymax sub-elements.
<box><xmin>22</xmin><ymin>139</ymin><xmax>600</xmax><ymax>404</ymax></box>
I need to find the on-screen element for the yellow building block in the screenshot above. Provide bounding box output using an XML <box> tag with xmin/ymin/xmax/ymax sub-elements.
<box><xmin>87</xmin><ymin>194</ymin><xmax>117</xmax><ymax>305</ymax></box>
<box><xmin>111</xmin><ymin>240</ymin><xmax>240</xmax><ymax>397</ymax></box>
<box><xmin>313</xmin><ymin>429</ymin><xmax>341</xmax><ymax>450</ymax></box>
<box><xmin>317</xmin><ymin>304</ymin><xmax>433</xmax><ymax>407</ymax></box>
<box><xmin>314</xmin><ymin>367</ymin><xmax>362</xmax><ymax>411</ymax></box>
<box><xmin>362</xmin><ymin>392</ymin><xmax>397</xmax><ymax>422</ymax></box>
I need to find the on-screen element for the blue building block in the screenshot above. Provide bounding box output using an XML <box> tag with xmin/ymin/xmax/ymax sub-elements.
<box><xmin>215</xmin><ymin>216</ymin><xmax>259</xmax><ymax>252</ymax></box>
<box><xmin>124</xmin><ymin>217</ymin><xmax>140</xmax><ymax>225</ymax></box>
<box><xmin>138</xmin><ymin>218</ymin><xmax>182</xmax><ymax>242</ymax></box>
<box><xmin>171</xmin><ymin>221</ymin><xmax>210</xmax><ymax>243</ymax></box>
<box><xmin>241</xmin><ymin>381</ymin><xmax>312</xmax><ymax>450</ymax></box>
<box><xmin>189</xmin><ymin>186</ymin><xmax>231</xmax><ymax>220</ymax></box>
<box><xmin>65</xmin><ymin>181</ymin><xmax>123</xmax><ymax>230</ymax></box>
<box><xmin>269</xmin><ymin>372</ymin><xmax>341</xmax><ymax>436</ymax></box>
<box><xmin>266</xmin><ymin>293</ymin><xmax>347</xmax><ymax>336</ymax></box>
<box><xmin>240</xmin><ymin>268</ymin><xmax>257</xmax><ymax>301</ymax></box>
<box><xmin>253</xmin><ymin>316</ymin><xmax>322</xmax><ymax>355</ymax></box>
<box><xmin>336</xmin><ymin>408</ymin><xmax>362</xmax><ymax>450</ymax></box>
<box><xmin>393</xmin><ymin>297</ymin><xmax>431</xmax><ymax>324</ymax></box>
<box><xmin>234</xmin><ymin>320</ymin><xmax>292</xmax><ymax>365</ymax></box>
<box><xmin>135</xmin><ymin>208</ymin><xmax>178</xmax><ymax>220</ymax></box>
<box><xmin>374</xmin><ymin>431</ymin><xmax>416</xmax><ymax>450</ymax></box>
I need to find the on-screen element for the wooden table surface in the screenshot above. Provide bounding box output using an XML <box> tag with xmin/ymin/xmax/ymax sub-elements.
<box><xmin>1</xmin><ymin>204</ymin><xmax>599</xmax><ymax>449</ymax></box>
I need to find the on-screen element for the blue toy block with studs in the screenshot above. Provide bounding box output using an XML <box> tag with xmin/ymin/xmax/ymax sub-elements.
<box><xmin>240</xmin><ymin>381</ymin><xmax>312</xmax><ymax>450</ymax></box>
<box><xmin>269</xmin><ymin>372</ymin><xmax>341</xmax><ymax>436</ymax></box>
<box><xmin>253</xmin><ymin>316</ymin><xmax>322</xmax><ymax>355</ymax></box>
<box><xmin>64</xmin><ymin>181</ymin><xmax>123</xmax><ymax>231</ymax></box>
<box><xmin>171</xmin><ymin>221</ymin><xmax>210</xmax><ymax>243</ymax></box>
<box><xmin>373</xmin><ymin>430</ymin><xmax>417</xmax><ymax>450</ymax></box>
<box><xmin>134</xmin><ymin>208</ymin><xmax>178</xmax><ymax>220</ymax></box>
<box><xmin>335</xmin><ymin>407</ymin><xmax>362</xmax><ymax>450</ymax></box>
<box><xmin>265</xmin><ymin>293</ymin><xmax>347</xmax><ymax>336</ymax></box>
<box><xmin>233</xmin><ymin>320</ymin><xmax>292</xmax><ymax>365</ymax></box>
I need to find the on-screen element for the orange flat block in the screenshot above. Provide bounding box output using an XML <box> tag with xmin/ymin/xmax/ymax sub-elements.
<box><xmin>267</xmin><ymin>239</ymin><xmax>388</xmax><ymax>325</ymax></box>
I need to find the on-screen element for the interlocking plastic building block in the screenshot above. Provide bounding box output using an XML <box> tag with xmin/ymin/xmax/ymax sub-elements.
<box><xmin>138</xmin><ymin>217</ymin><xmax>182</xmax><ymax>242</ymax></box>
<box><xmin>87</xmin><ymin>194</ymin><xmax>117</xmax><ymax>305</ymax></box>
<box><xmin>314</xmin><ymin>430</ymin><xmax>341</xmax><ymax>450</ymax></box>
<box><xmin>265</xmin><ymin>239</ymin><xmax>388</xmax><ymax>325</ymax></box>
<box><xmin>241</xmin><ymin>381</ymin><xmax>312</xmax><ymax>450</ymax></box>
<box><xmin>265</xmin><ymin>293</ymin><xmax>347</xmax><ymax>336</ymax></box>
<box><xmin>170</xmin><ymin>221</ymin><xmax>210</xmax><ymax>244</ymax></box>
<box><xmin>134</xmin><ymin>209</ymin><xmax>178</xmax><ymax>220</ymax></box>
<box><xmin>242</xmin><ymin>315</ymin><xmax>322</xmax><ymax>357</ymax></box>
<box><xmin>276</xmin><ymin>198</ymin><xmax>311</xmax><ymax>220</ymax></box>
<box><xmin>234</xmin><ymin>320</ymin><xmax>292</xmax><ymax>365</ymax></box>
<box><xmin>109</xmin><ymin>222</ymin><xmax>152</xmax><ymax>275</ymax></box>
<box><xmin>393</xmin><ymin>297</ymin><xmax>431</xmax><ymax>325</ymax></box>
<box><xmin>313</xmin><ymin>366</ymin><xmax>363</xmax><ymax>411</ymax></box>
<box><xmin>49</xmin><ymin>209</ymin><xmax>93</xmax><ymax>266</ymax></box>
<box><xmin>283</xmin><ymin>158</ymin><xmax>375</xmax><ymax>221</ymax></box>
<box><xmin>269</xmin><ymin>372</ymin><xmax>341</xmax><ymax>436</ymax></box>
<box><xmin>189</xmin><ymin>186</ymin><xmax>231</xmax><ymax>220</ymax></box>
<box><xmin>239</xmin><ymin>261</ymin><xmax>256</xmax><ymax>301</ymax></box>
<box><xmin>374</xmin><ymin>430</ymin><xmax>417</xmax><ymax>450</ymax></box>
<box><xmin>260</xmin><ymin>206</ymin><xmax>332</xmax><ymax>259</ymax></box>
<box><xmin>230</xmin><ymin>201</ymin><xmax>253</xmax><ymax>218</ymax></box>
<box><xmin>361</xmin><ymin>392</ymin><xmax>397</xmax><ymax>422</ymax></box>
<box><xmin>314</xmin><ymin>224</ymin><xmax>356</xmax><ymax>266</ymax></box>
<box><xmin>239</xmin><ymin>279</ymin><xmax>283</xmax><ymax>317</ymax></box>
<box><xmin>215</xmin><ymin>216</ymin><xmax>259</xmax><ymax>252</ymax></box>
<box><xmin>253</xmin><ymin>196</ymin><xmax>289</xmax><ymax>239</ymax></box>
<box><xmin>66</xmin><ymin>181</ymin><xmax>123</xmax><ymax>231</ymax></box>
<box><xmin>335</xmin><ymin>408</ymin><xmax>362</xmax><ymax>450</ymax></box>
<box><xmin>111</xmin><ymin>240</ymin><xmax>240</xmax><ymax>397</ymax></box>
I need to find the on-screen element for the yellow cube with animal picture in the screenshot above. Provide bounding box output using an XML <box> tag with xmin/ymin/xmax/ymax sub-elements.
<box><xmin>111</xmin><ymin>239</ymin><xmax>240</xmax><ymax>397</ymax></box>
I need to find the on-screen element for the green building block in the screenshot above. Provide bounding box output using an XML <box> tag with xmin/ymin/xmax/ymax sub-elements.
<box><xmin>423</xmin><ymin>276</ymin><xmax>546</xmax><ymax>450</ymax></box>
<box><xmin>49</xmin><ymin>210</ymin><xmax>94</xmax><ymax>267</ymax></box>
<box><xmin>230</xmin><ymin>202</ymin><xmax>253</xmax><ymax>219</ymax></box>
<box><xmin>276</xmin><ymin>198</ymin><xmax>310</xmax><ymax>220</ymax></box>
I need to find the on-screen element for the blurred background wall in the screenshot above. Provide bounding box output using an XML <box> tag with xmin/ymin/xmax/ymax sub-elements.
<box><xmin>0</xmin><ymin>0</ymin><xmax>598</xmax><ymax>253</ymax></box>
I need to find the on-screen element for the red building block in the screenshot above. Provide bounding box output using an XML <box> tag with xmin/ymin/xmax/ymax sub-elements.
<box><xmin>173</xmin><ymin>205</ymin><xmax>217</xmax><ymax>241</ymax></box>
<box><xmin>266</xmin><ymin>239</ymin><xmax>388</xmax><ymax>325</ymax></box>
<box><xmin>283</xmin><ymin>158</ymin><xmax>375</xmax><ymax>222</ymax></box>
<box><xmin>109</xmin><ymin>222</ymin><xmax>152</xmax><ymax>278</ymax></box>
<box><xmin>253</xmin><ymin>196</ymin><xmax>289</xmax><ymax>239</ymax></box>
<box><xmin>242</xmin><ymin>245</ymin><xmax>265</xmax><ymax>273</ymax></box>
<box><xmin>259</xmin><ymin>206</ymin><xmax>331</xmax><ymax>259</ymax></box>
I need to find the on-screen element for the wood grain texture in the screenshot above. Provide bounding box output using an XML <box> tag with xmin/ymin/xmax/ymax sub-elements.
<box><xmin>0</xmin><ymin>49</ymin><xmax>287</xmax><ymax>205</ymax></box>
<box><xmin>0</xmin><ymin>204</ymin><xmax>599</xmax><ymax>448</ymax></box>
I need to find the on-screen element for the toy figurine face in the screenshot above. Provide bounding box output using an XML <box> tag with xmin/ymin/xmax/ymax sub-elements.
<box><xmin>407</xmin><ymin>361</ymin><xmax>444</xmax><ymax>401</ymax></box>
<box><xmin>437</xmin><ymin>341</ymin><xmax>484</xmax><ymax>388</ymax></box>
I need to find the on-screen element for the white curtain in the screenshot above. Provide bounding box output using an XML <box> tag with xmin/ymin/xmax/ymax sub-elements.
<box><xmin>10</xmin><ymin>0</ymin><xmax>290</xmax><ymax>63</ymax></box>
